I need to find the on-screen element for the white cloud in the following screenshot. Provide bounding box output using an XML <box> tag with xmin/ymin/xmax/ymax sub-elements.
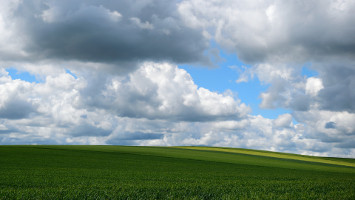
<box><xmin>0</xmin><ymin>62</ymin><xmax>248</xmax><ymax>143</ymax></box>
<box><xmin>305</xmin><ymin>77</ymin><xmax>323</xmax><ymax>96</ymax></box>
<box><xmin>0</xmin><ymin>64</ymin><xmax>353</xmax><ymax>157</ymax></box>
<box><xmin>0</xmin><ymin>0</ymin><xmax>28</xmax><ymax>61</ymax></box>
<box><xmin>81</xmin><ymin>62</ymin><xmax>250</xmax><ymax>121</ymax></box>
<box><xmin>273</xmin><ymin>113</ymin><xmax>293</xmax><ymax>128</ymax></box>
<box><xmin>294</xmin><ymin>110</ymin><xmax>355</xmax><ymax>148</ymax></box>
<box><xmin>130</xmin><ymin>17</ymin><xmax>154</xmax><ymax>30</ymax></box>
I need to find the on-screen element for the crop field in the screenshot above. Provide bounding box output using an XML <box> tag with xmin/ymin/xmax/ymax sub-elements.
<box><xmin>0</xmin><ymin>145</ymin><xmax>355</xmax><ymax>199</ymax></box>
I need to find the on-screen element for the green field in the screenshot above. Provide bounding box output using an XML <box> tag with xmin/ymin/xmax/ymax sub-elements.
<box><xmin>0</xmin><ymin>146</ymin><xmax>354</xmax><ymax>199</ymax></box>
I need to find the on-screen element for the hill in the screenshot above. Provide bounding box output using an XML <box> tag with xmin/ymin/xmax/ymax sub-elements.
<box><xmin>0</xmin><ymin>145</ymin><xmax>354</xmax><ymax>199</ymax></box>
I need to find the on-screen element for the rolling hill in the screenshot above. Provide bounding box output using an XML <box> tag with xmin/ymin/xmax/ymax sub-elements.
<box><xmin>0</xmin><ymin>145</ymin><xmax>354</xmax><ymax>199</ymax></box>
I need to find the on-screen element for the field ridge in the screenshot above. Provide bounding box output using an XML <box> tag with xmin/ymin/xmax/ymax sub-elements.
<box><xmin>174</xmin><ymin>146</ymin><xmax>355</xmax><ymax>168</ymax></box>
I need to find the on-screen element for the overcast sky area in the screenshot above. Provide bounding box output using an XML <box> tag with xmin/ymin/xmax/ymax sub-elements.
<box><xmin>1</xmin><ymin>0</ymin><xmax>355</xmax><ymax>157</ymax></box>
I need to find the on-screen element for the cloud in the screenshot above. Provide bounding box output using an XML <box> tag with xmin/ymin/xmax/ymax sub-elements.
<box><xmin>0</xmin><ymin>62</ymin><xmax>249</xmax><ymax>142</ymax></box>
<box><xmin>70</xmin><ymin>123</ymin><xmax>112</xmax><ymax>137</ymax></box>
<box><xmin>179</xmin><ymin>0</ymin><xmax>355</xmax><ymax>114</ymax></box>
<box><xmin>317</xmin><ymin>64</ymin><xmax>355</xmax><ymax>112</ymax></box>
<box><xmin>179</xmin><ymin>0</ymin><xmax>355</xmax><ymax>63</ymax></box>
<box><xmin>0</xmin><ymin>99</ymin><xmax>35</xmax><ymax>119</ymax></box>
<box><xmin>246</xmin><ymin>62</ymin><xmax>355</xmax><ymax>113</ymax></box>
<box><xmin>305</xmin><ymin>77</ymin><xmax>323</xmax><ymax>97</ymax></box>
<box><xmin>293</xmin><ymin>110</ymin><xmax>355</xmax><ymax>144</ymax></box>
<box><xmin>79</xmin><ymin>62</ymin><xmax>250</xmax><ymax>121</ymax></box>
<box><xmin>106</xmin><ymin>130</ymin><xmax>164</xmax><ymax>145</ymax></box>
<box><xmin>0</xmin><ymin>0</ymin><xmax>209</xmax><ymax>73</ymax></box>
<box><xmin>176</xmin><ymin>0</ymin><xmax>355</xmax><ymax>157</ymax></box>
<box><xmin>273</xmin><ymin>113</ymin><xmax>293</xmax><ymax>128</ymax></box>
<box><xmin>0</xmin><ymin>69</ymin><xmax>37</xmax><ymax>119</ymax></box>
<box><xmin>0</xmin><ymin>64</ymin><xmax>354</xmax><ymax>157</ymax></box>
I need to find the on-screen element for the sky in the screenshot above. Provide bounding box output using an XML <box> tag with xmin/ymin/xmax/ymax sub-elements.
<box><xmin>0</xmin><ymin>0</ymin><xmax>355</xmax><ymax>157</ymax></box>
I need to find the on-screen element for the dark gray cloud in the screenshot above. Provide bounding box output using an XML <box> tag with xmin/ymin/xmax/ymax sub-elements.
<box><xmin>6</xmin><ymin>0</ymin><xmax>208</xmax><ymax>70</ymax></box>
<box><xmin>106</xmin><ymin>130</ymin><xmax>164</xmax><ymax>145</ymax></box>
<box><xmin>317</xmin><ymin>64</ymin><xmax>355</xmax><ymax>112</ymax></box>
<box><xmin>335</xmin><ymin>139</ymin><xmax>355</xmax><ymax>148</ymax></box>
<box><xmin>0</xmin><ymin>126</ymin><xmax>18</xmax><ymax>134</ymax></box>
<box><xmin>0</xmin><ymin>135</ymin><xmax>61</xmax><ymax>145</ymax></box>
<box><xmin>232</xmin><ymin>0</ymin><xmax>355</xmax><ymax>64</ymax></box>
<box><xmin>0</xmin><ymin>99</ymin><xmax>36</xmax><ymax>119</ymax></box>
<box><xmin>325</xmin><ymin>122</ymin><xmax>336</xmax><ymax>129</ymax></box>
<box><xmin>70</xmin><ymin>123</ymin><xmax>112</xmax><ymax>137</ymax></box>
<box><xmin>109</xmin><ymin>132</ymin><xmax>163</xmax><ymax>141</ymax></box>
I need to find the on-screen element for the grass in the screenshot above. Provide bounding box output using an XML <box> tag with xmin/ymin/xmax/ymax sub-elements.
<box><xmin>0</xmin><ymin>145</ymin><xmax>354</xmax><ymax>199</ymax></box>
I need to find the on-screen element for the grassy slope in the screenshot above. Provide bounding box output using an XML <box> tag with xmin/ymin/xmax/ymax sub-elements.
<box><xmin>176</xmin><ymin>146</ymin><xmax>355</xmax><ymax>168</ymax></box>
<box><xmin>0</xmin><ymin>145</ymin><xmax>354</xmax><ymax>199</ymax></box>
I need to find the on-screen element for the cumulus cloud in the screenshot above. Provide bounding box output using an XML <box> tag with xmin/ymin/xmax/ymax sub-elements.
<box><xmin>294</xmin><ymin>110</ymin><xmax>355</xmax><ymax>149</ymax></box>
<box><xmin>273</xmin><ymin>113</ymin><xmax>293</xmax><ymax>128</ymax></box>
<box><xmin>305</xmin><ymin>77</ymin><xmax>323</xmax><ymax>97</ymax></box>
<box><xmin>136</xmin><ymin>114</ymin><xmax>354</xmax><ymax>157</ymax></box>
<box><xmin>81</xmin><ymin>62</ymin><xmax>250</xmax><ymax>121</ymax></box>
<box><xmin>0</xmin><ymin>0</ymin><xmax>209</xmax><ymax>73</ymax></box>
<box><xmin>0</xmin><ymin>69</ymin><xmax>37</xmax><ymax>119</ymax></box>
<box><xmin>179</xmin><ymin>0</ymin><xmax>355</xmax><ymax>63</ymax></box>
<box><xmin>179</xmin><ymin>0</ymin><xmax>355</xmax><ymax>113</ymax></box>
<box><xmin>0</xmin><ymin>63</ymin><xmax>248</xmax><ymax>142</ymax></box>
<box><xmin>0</xmin><ymin>63</ymin><xmax>354</xmax><ymax>157</ymax></box>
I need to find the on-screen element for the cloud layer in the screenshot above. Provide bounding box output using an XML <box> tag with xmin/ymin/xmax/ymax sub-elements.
<box><xmin>1</xmin><ymin>0</ymin><xmax>209</xmax><ymax>72</ymax></box>
<box><xmin>0</xmin><ymin>63</ymin><xmax>249</xmax><ymax>140</ymax></box>
<box><xmin>1</xmin><ymin>63</ymin><xmax>354</xmax><ymax>157</ymax></box>
<box><xmin>0</xmin><ymin>0</ymin><xmax>354</xmax><ymax>157</ymax></box>
<box><xmin>179</xmin><ymin>0</ymin><xmax>355</xmax><ymax>63</ymax></box>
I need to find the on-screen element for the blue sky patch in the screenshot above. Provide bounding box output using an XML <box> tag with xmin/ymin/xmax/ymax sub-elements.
<box><xmin>180</xmin><ymin>45</ymin><xmax>291</xmax><ymax>119</ymax></box>
<box><xmin>66</xmin><ymin>69</ymin><xmax>77</xmax><ymax>79</ymax></box>
<box><xmin>302</xmin><ymin>63</ymin><xmax>318</xmax><ymax>77</ymax></box>
<box><xmin>6</xmin><ymin>68</ymin><xmax>40</xmax><ymax>83</ymax></box>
